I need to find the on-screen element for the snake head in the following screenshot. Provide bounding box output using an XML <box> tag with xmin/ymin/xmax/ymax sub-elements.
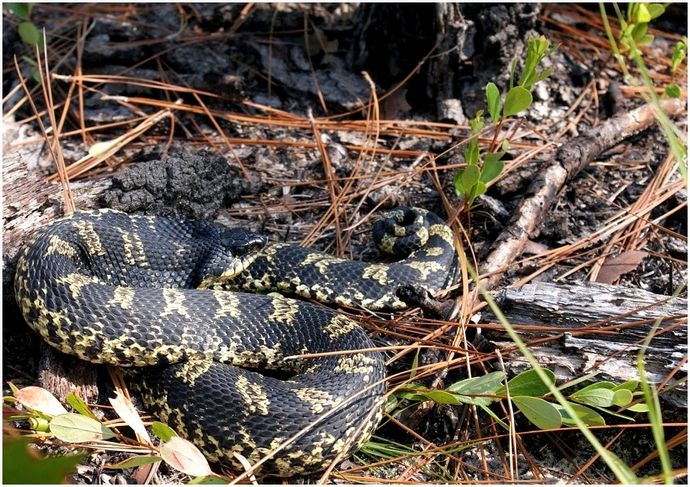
<box><xmin>196</xmin><ymin>228</ymin><xmax>267</xmax><ymax>288</ymax></box>
<box><xmin>221</xmin><ymin>228</ymin><xmax>267</xmax><ymax>257</ymax></box>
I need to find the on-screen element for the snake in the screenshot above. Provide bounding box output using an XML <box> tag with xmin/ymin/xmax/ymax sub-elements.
<box><xmin>14</xmin><ymin>207</ymin><xmax>457</xmax><ymax>476</ymax></box>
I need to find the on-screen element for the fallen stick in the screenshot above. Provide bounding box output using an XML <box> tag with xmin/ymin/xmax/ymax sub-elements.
<box><xmin>479</xmin><ymin>98</ymin><xmax>686</xmax><ymax>291</ymax></box>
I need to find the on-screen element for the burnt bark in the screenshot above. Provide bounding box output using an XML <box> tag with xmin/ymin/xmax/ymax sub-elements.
<box><xmin>349</xmin><ymin>3</ymin><xmax>541</xmax><ymax>121</ymax></box>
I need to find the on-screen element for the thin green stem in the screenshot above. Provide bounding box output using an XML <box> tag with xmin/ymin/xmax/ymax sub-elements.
<box><xmin>599</xmin><ymin>3</ymin><xmax>631</xmax><ymax>80</ymax></box>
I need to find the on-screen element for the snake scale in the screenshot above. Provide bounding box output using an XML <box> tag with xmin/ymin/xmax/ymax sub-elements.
<box><xmin>14</xmin><ymin>207</ymin><xmax>457</xmax><ymax>476</ymax></box>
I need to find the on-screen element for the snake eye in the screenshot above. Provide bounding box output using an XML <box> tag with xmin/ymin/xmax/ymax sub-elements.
<box><xmin>221</xmin><ymin>229</ymin><xmax>267</xmax><ymax>256</ymax></box>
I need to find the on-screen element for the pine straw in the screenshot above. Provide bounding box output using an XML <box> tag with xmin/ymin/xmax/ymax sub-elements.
<box><xmin>3</xmin><ymin>3</ymin><xmax>687</xmax><ymax>484</ymax></box>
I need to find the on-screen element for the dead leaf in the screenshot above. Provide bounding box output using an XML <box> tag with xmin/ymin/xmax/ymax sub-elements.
<box><xmin>233</xmin><ymin>452</ymin><xmax>258</xmax><ymax>485</ymax></box>
<box><xmin>596</xmin><ymin>250</ymin><xmax>648</xmax><ymax>284</ymax></box>
<box><xmin>381</xmin><ymin>88</ymin><xmax>412</xmax><ymax>119</ymax></box>
<box><xmin>108</xmin><ymin>391</ymin><xmax>151</xmax><ymax>446</ymax></box>
<box><xmin>160</xmin><ymin>436</ymin><xmax>213</xmax><ymax>477</ymax></box>
<box><xmin>15</xmin><ymin>386</ymin><xmax>68</xmax><ymax>417</ymax></box>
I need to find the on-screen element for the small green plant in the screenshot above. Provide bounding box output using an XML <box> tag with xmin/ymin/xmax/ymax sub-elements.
<box><xmin>8</xmin><ymin>3</ymin><xmax>44</xmax><ymax>82</ymax></box>
<box><xmin>8</xmin><ymin>3</ymin><xmax>44</xmax><ymax>51</ymax></box>
<box><xmin>454</xmin><ymin>35</ymin><xmax>556</xmax><ymax>208</ymax></box>
<box><xmin>3</xmin><ymin>436</ymin><xmax>85</xmax><ymax>484</ymax></box>
<box><xmin>617</xmin><ymin>3</ymin><xmax>665</xmax><ymax>58</ymax></box>
<box><xmin>394</xmin><ymin>369</ymin><xmax>649</xmax><ymax>431</ymax></box>
<box><xmin>600</xmin><ymin>2</ymin><xmax>688</xmax><ymax>181</ymax></box>
<box><xmin>670</xmin><ymin>36</ymin><xmax>687</xmax><ymax>73</ymax></box>
<box><xmin>3</xmin><ymin>384</ymin><xmax>229</xmax><ymax>483</ymax></box>
<box><xmin>615</xmin><ymin>3</ymin><xmax>686</xmax><ymax>100</ymax></box>
<box><xmin>665</xmin><ymin>36</ymin><xmax>687</xmax><ymax>98</ymax></box>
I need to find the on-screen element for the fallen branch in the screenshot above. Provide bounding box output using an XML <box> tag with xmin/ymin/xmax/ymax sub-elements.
<box><xmin>479</xmin><ymin>98</ymin><xmax>686</xmax><ymax>291</ymax></box>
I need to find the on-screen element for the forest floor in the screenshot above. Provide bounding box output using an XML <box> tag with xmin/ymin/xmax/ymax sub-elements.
<box><xmin>2</xmin><ymin>3</ymin><xmax>687</xmax><ymax>484</ymax></box>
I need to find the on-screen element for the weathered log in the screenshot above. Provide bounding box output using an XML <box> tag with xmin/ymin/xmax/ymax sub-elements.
<box><xmin>2</xmin><ymin>119</ymin><xmax>110</xmax><ymax>262</ymax></box>
<box><xmin>3</xmin><ymin>118</ymin><xmax>107</xmax><ymax>402</ymax></box>
<box><xmin>486</xmin><ymin>282</ymin><xmax>687</xmax><ymax>408</ymax></box>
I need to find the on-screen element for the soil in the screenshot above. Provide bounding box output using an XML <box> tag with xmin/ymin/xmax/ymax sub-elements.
<box><xmin>2</xmin><ymin>3</ymin><xmax>687</xmax><ymax>484</ymax></box>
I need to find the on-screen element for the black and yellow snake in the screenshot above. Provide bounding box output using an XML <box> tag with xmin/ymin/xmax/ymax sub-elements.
<box><xmin>14</xmin><ymin>207</ymin><xmax>457</xmax><ymax>476</ymax></box>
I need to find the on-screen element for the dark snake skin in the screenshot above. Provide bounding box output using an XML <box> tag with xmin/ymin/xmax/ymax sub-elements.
<box><xmin>14</xmin><ymin>207</ymin><xmax>457</xmax><ymax>476</ymax></box>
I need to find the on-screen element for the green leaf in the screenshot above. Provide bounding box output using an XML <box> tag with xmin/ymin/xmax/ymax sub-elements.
<box><xmin>189</xmin><ymin>475</ymin><xmax>228</xmax><ymax>484</ymax></box>
<box><xmin>447</xmin><ymin>371</ymin><xmax>505</xmax><ymax>406</ymax></box>
<box><xmin>151</xmin><ymin>421</ymin><xmax>177</xmax><ymax>442</ymax></box>
<box><xmin>575</xmin><ymin>381</ymin><xmax>616</xmax><ymax>393</ymax></box>
<box><xmin>517</xmin><ymin>35</ymin><xmax>554</xmax><ymax>89</ymax></box>
<box><xmin>9</xmin><ymin>3</ymin><xmax>32</xmax><ymax>20</ymax></box>
<box><xmin>17</xmin><ymin>21</ymin><xmax>42</xmax><ymax>49</ymax></box>
<box><xmin>553</xmin><ymin>402</ymin><xmax>606</xmax><ymax>426</ymax></box>
<box><xmin>503</xmin><ymin>86</ymin><xmax>532</xmax><ymax>117</ymax></box>
<box><xmin>461</xmin><ymin>164</ymin><xmax>480</xmax><ymax>195</ymax></box>
<box><xmin>612</xmin><ymin>380</ymin><xmax>639</xmax><ymax>392</ymax></box>
<box><xmin>31</xmin><ymin>65</ymin><xmax>42</xmax><ymax>82</ymax></box>
<box><xmin>631</xmin><ymin>22</ymin><xmax>649</xmax><ymax>42</ymax></box>
<box><xmin>50</xmin><ymin>413</ymin><xmax>115</xmax><ymax>443</ymax></box>
<box><xmin>3</xmin><ymin>437</ymin><xmax>84</xmax><ymax>484</ymax></box>
<box><xmin>639</xmin><ymin>34</ymin><xmax>655</xmax><ymax>46</ymax></box>
<box><xmin>398</xmin><ymin>387</ymin><xmax>475</xmax><ymax>406</ymax></box>
<box><xmin>420</xmin><ymin>390</ymin><xmax>464</xmax><ymax>405</ymax></box>
<box><xmin>384</xmin><ymin>394</ymin><xmax>399</xmax><ymax>414</ymax></box>
<box><xmin>671</xmin><ymin>38</ymin><xmax>687</xmax><ymax>72</ymax></box>
<box><xmin>448</xmin><ymin>371</ymin><xmax>506</xmax><ymax>395</ymax></box>
<box><xmin>508</xmin><ymin>58</ymin><xmax>518</xmax><ymax>89</ymax></box>
<box><xmin>485</xmin><ymin>82</ymin><xmax>501</xmax><ymax>123</ymax></box>
<box><xmin>588</xmin><ymin>404</ymin><xmax>635</xmax><ymax>421</ymax></box>
<box><xmin>613</xmin><ymin>389</ymin><xmax>634</xmax><ymax>407</ymax></box>
<box><xmin>453</xmin><ymin>171</ymin><xmax>465</xmax><ymax>199</ymax></box>
<box><xmin>497</xmin><ymin>368</ymin><xmax>555</xmax><ymax>398</ymax></box>
<box><xmin>625</xmin><ymin>402</ymin><xmax>650</xmax><ymax>413</ymax></box>
<box><xmin>467</xmin><ymin>180</ymin><xmax>486</xmax><ymax>205</ymax></box>
<box><xmin>647</xmin><ymin>3</ymin><xmax>665</xmax><ymax>20</ymax></box>
<box><xmin>395</xmin><ymin>390</ymin><xmax>428</xmax><ymax>402</ymax></box>
<box><xmin>469</xmin><ymin>110</ymin><xmax>484</xmax><ymax>133</ymax></box>
<box><xmin>480</xmin><ymin>153</ymin><xmax>505</xmax><ymax>183</ymax></box>
<box><xmin>410</xmin><ymin>348</ymin><xmax>420</xmax><ymax>380</ymax></box>
<box><xmin>464</xmin><ymin>140</ymin><xmax>479</xmax><ymax>165</ymax></box>
<box><xmin>633</xmin><ymin>3</ymin><xmax>651</xmax><ymax>23</ymax></box>
<box><xmin>511</xmin><ymin>396</ymin><xmax>562</xmax><ymax>430</ymax></box>
<box><xmin>66</xmin><ymin>392</ymin><xmax>98</xmax><ymax>420</ymax></box>
<box><xmin>106</xmin><ymin>455</ymin><xmax>162</xmax><ymax>469</ymax></box>
<box><xmin>570</xmin><ymin>387</ymin><xmax>615</xmax><ymax>407</ymax></box>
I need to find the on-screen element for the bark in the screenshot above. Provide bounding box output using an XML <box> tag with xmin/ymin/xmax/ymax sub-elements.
<box><xmin>486</xmin><ymin>281</ymin><xmax>687</xmax><ymax>408</ymax></box>
<box><xmin>3</xmin><ymin>119</ymin><xmax>107</xmax><ymax>401</ymax></box>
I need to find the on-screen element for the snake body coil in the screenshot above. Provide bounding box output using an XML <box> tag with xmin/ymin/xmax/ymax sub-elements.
<box><xmin>14</xmin><ymin>207</ymin><xmax>457</xmax><ymax>476</ymax></box>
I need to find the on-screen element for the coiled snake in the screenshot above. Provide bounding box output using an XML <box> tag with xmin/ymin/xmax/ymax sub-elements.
<box><xmin>14</xmin><ymin>207</ymin><xmax>457</xmax><ymax>476</ymax></box>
